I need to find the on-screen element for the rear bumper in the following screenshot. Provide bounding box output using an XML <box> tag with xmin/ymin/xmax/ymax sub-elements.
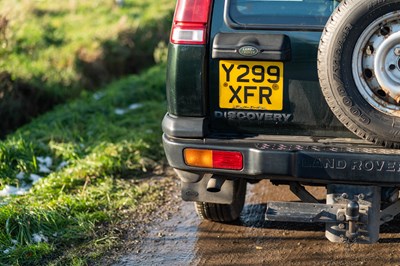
<box><xmin>163</xmin><ymin>133</ymin><xmax>400</xmax><ymax>186</ymax></box>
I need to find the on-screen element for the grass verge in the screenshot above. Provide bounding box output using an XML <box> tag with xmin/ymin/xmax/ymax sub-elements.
<box><xmin>0</xmin><ymin>0</ymin><xmax>173</xmax><ymax>135</ymax></box>
<box><xmin>0</xmin><ymin>63</ymin><xmax>169</xmax><ymax>265</ymax></box>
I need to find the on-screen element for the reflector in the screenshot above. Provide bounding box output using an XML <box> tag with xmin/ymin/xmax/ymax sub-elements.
<box><xmin>184</xmin><ymin>149</ymin><xmax>243</xmax><ymax>170</ymax></box>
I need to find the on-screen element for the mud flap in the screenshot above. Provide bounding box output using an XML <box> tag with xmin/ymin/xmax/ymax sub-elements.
<box><xmin>181</xmin><ymin>174</ymin><xmax>236</xmax><ymax>204</ymax></box>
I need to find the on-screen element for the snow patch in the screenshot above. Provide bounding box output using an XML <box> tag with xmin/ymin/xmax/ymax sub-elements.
<box><xmin>0</xmin><ymin>185</ymin><xmax>27</xmax><ymax>196</ymax></box>
<box><xmin>93</xmin><ymin>91</ymin><xmax>105</xmax><ymax>101</ymax></box>
<box><xmin>16</xmin><ymin>172</ymin><xmax>25</xmax><ymax>180</ymax></box>
<box><xmin>128</xmin><ymin>103</ymin><xmax>143</xmax><ymax>110</ymax></box>
<box><xmin>114</xmin><ymin>108</ymin><xmax>126</xmax><ymax>115</ymax></box>
<box><xmin>38</xmin><ymin>164</ymin><xmax>51</xmax><ymax>173</ymax></box>
<box><xmin>1</xmin><ymin>157</ymin><xmax>56</xmax><ymax>197</ymax></box>
<box><xmin>37</xmin><ymin>156</ymin><xmax>53</xmax><ymax>173</ymax></box>
<box><xmin>32</xmin><ymin>232</ymin><xmax>48</xmax><ymax>243</ymax></box>
<box><xmin>29</xmin><ymin>174</ymin><xmax>42</xmax><ymax>184</ymax></box>
<box><xmin>57</xmin><ymin>161</ymin><xmax>68</xmax><ymax>170</ymax></box>
<box><xmin>3</xmin><ymin>246</ymin><xmax>15</xmax><ymax>254</ymax></box>
<box><xmin>37</xmin><ymin>156</ymin><xmax>53</xmax><ymax>168</ymax></box>
<box><xmin>115</xmin><ymin>103</ymin><xmax>143</xmax><ymax>115</ymax></box>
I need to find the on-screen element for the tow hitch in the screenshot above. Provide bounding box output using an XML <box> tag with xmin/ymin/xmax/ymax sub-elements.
<box><xmin>345</xmin><ymin>200</ymin><xmax>359</xmax><ymax>241</ymax></box>
<box><xmin>266</xmin><ymin>184</ymin><xmax>400</xmax><ymax>243</ymax></box>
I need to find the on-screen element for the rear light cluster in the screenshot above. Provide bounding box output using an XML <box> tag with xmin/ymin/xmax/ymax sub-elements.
<box><xmin>171</xmin><ymin>0</ymin><xmax>212</xmax><ymax>45</ymax></box>
<box><xmin>184</xmin><ymin>148</ymin><xmax>243</xmax><ymax>170</ymax></box>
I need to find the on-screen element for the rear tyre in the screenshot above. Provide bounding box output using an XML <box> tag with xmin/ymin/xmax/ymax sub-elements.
<box><xmin>318</xmin><ymin>0</ymin><xmax>400</xmax><ymax>147</ymax></box>
<box><xmin>194</xmin><ymin>179</ymin><xmax>246</xmax><ymax>222</ymax></box>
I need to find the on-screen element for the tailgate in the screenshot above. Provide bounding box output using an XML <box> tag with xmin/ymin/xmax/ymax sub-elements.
<box><xmin>207</xmin><ymin>0</ymin><xmax>349</xmax><ymax>138</ymax></box>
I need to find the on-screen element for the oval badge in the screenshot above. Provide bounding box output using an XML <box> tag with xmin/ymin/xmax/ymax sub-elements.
<box><xmin>238</xmin><ymin>45</ymin><xmax>259</xmax><ymax>57</ymax></box>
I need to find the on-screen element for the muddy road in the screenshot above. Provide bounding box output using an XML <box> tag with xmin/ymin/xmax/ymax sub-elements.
<box><xmin>116</xmin><ymin>178</ymin><xmax>400</xmax><ymax>265</ymax></box>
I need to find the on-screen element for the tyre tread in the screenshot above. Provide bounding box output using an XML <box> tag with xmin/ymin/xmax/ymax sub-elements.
<box><xmin>194</xmin><ymin>179</ymin><xmax>246</xmax><ymax>222</ymax></box>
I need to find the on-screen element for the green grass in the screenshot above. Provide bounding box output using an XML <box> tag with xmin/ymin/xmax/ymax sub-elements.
<box><xmin>0</xmin><ymin>0</ymin><xmax>173</xmax><ymax>92</ymax></box>
<box><xmin>0</xmin><ymin>0</ymin><xmax>174</xmax><ymax>135</ymax></box>
<box><xmin>0</xmin><ymin>63</ymin><xmax>169</xmax><ymax>265</ymax></box>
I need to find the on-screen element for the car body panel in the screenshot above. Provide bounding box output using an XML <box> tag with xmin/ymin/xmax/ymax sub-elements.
<box><xmin>206</xmin><ymin>0</ymin><xmax>352</xmax><ymax>137</ymax></box>
<box><xmin>166</xmin><ymin>44</ymin><xmax>207</xmax><ymax>116</ymax></box>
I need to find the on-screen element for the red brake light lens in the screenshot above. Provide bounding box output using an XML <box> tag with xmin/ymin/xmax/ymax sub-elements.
<box><xmin>175</xmin><ymin>0</ymin><xmax>211</xmax><ymax>23</ymax></box>
<box><xmin>171</xmin><ymin>0</ymin><xmax>212</xmax><ymax>45</ymax></box>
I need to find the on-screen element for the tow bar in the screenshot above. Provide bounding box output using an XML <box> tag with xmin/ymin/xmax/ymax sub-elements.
<box><xmin>266</xmin><ymin>184</ymin><xmax>400</xmax><ymax>243</ymax></box>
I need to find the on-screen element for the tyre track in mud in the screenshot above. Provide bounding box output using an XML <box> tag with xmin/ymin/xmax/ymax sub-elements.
<box><xmin>116</xmin><ymin>178</ymin><xmax>400</xmax><ymax>265</ymax></box>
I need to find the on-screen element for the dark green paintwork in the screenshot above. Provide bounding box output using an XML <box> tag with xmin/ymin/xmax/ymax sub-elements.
<box><xmin>205</xmin><ymin>0</ymin><xmax>352</xmax><ymax>138</ymax></box>
<box><xmin>166</xmin><ymin>44</ymin><xmax>207</xmax><ymax>117</ymax></box>
<box><xmin>165</xmin><ymin>0</ymin><xmax>354</xmax><ymax>138</ymax></box>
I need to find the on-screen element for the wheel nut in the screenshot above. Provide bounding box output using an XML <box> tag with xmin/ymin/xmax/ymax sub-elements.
<box><xmin>394</xmin><ymin>48</ymin><xmax>400</xmax><ymax>56</ymax></box>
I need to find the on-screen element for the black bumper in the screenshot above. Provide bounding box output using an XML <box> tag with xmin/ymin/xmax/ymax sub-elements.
<box><xmin>163</xmin><ymin>133</ymin><xmax>400</xmax><ymax>186</ymax></box>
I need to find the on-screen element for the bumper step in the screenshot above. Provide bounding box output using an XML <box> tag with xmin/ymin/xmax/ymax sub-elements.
<box><xmin>266</xmin><ymin>202</ymin><xmax>342</xmax><ymax>223</ymax></box>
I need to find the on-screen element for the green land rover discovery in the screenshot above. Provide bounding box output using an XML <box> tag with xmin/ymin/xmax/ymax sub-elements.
<box><xmin>162</xmin><ymin>0</ymin><xmax>400</xmax><ymax>243</ymax></box>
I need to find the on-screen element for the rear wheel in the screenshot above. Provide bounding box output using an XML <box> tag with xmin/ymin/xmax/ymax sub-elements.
<box><xmin>318</xmin><ymin>0</ymin><xmax>400</xmax><ymax>147</ymax></box>
<box><xmin>194</xmin><ymin>179</ymin><xmax>246</xmax><ymax>222</ymax></box>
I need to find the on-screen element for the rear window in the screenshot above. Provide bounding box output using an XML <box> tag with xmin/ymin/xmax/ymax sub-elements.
<box><xmin>229</xmin><ymin>0</ymin><xmax>340</xmax><ymax>28</ymax></box>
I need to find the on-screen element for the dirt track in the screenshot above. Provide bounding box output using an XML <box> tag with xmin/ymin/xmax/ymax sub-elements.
<box><xmin>116</xmin><ymin>178</ymin><xmax>400</xmax><ymax>265</ymax></box>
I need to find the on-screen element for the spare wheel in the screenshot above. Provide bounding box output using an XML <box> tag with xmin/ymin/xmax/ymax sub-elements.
<box><xmin>318</xmin><ymin>0</ymin><xmax>400</xmax><ymax>148</ymax></box>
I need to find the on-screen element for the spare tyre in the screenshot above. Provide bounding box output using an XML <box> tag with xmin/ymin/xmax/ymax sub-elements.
<box><xmin>318</xmin><ymin>0</ymin><xmax>400</xmax><ymax>148</ymax></box>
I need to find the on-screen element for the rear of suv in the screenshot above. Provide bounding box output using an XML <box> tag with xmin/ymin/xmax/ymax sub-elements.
<box><xmin>162</xmin><ymin>0</ymin><xmax>400</xmax><ymax>243</ymax></box>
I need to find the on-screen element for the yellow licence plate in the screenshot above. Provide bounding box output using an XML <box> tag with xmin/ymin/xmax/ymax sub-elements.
<box><xmin>219</xmin><ymin>60</ymin><xmax>284</xmax><ymax>111</ymax></box>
